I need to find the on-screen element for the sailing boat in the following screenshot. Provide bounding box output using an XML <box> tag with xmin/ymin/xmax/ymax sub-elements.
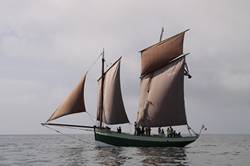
<box><xmin>42</xmin><ymin>29</ymin><xmax>203</xmax><ymax>147</ymax></box>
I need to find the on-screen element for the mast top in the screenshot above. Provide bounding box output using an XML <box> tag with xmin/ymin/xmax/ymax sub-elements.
<box><xmin>102</xmin><ymin>48</ymin><xmax>105</xmax><ymax>60</ymax></box>
<box><xmin>159</xmin><ymin>27</ymin><xmax>164</xmax><ymax>42</ymax></box>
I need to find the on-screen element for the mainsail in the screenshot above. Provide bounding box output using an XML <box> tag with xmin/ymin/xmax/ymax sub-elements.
<box><xmin>138</xmin><ymin>57</ymin><xmax>186</xmax><ymax>127</ymax></box>
<box><xmin>97</xmin><ymin>58</ymin><xmax>129</xmax><ymax>124</ymax></box>
<box><xmin>137</xmin><ymin>30</ymin><xmax>189</xmax><ymax>127</ymax></box>
<box><xmin>47</xmin><ymin>75</ymin><xmax>87</xmax><ymax>122</ymax></box>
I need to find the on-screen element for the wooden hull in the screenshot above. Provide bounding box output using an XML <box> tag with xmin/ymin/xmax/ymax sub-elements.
<box><xmin>94</xmin><ymin>129</ymin><xmax>198</xmax><ymax>147</ymax></box>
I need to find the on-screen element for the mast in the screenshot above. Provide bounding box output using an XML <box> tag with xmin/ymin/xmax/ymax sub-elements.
<box><xmin>99</xmin><ymin>48</ymin><xmax>105</xmax><ymax>128</ymax></box>
<box><xmin>159</xmin><ymin>27</ymin><xmax>164</xmax><ymax>42</ymax></box>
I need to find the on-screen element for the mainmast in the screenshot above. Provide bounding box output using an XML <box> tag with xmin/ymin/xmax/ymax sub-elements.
<box><xmin>159</xmin><ymin>27</ymin><xmax>164</xmax><ymax>42</ymax></box>
<box><xmin>99</xmin><ymin>48</ymin><xmax>105</xmax><ymax>128</ymax></box>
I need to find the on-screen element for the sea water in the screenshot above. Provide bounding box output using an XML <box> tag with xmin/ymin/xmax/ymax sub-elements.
<box><xmin>0</xmin><ymin>134</ymin><xmax>250</xmax><ymax>166</ymax></box>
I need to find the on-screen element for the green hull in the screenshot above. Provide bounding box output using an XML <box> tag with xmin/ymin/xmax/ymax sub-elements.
<box><xmin>94</xmin><ymin>129</ymin><xmax>198</xmax><ymax>147</ymax></box>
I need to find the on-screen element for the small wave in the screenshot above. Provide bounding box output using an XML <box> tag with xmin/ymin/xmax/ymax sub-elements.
<box><xmin>201</xmin><ymin>144</ymin><xmax>217</xmax><ymax>147</ymax></box>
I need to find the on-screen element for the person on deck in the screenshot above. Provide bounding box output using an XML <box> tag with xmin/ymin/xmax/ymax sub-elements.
<box><xmin>141</xmin><ymin>127</ymin><xmax>145</xmax><ymax>136</ymax></box>
<box><xmin>167</xmin><ymin>127</ymin><xmax>170</xmax><ymax>137</ymax></box>
<box><xmin>177</xmin><ymin>132</ymin><xmax>181</xmax><ymax>137</ymax></box>
<box><xmin>134</xmin><ymin>122</ymin><xmax>137</xmax><ymax>135</ymax></box>
<box><xmin>117</xmin><ymin>126</ymin><xmax>121</xmax><ymax>133</ymax></box>
<box><xmin>145</xmin><ymin>127</ymin><xmax>151</xmax><ymax>136</ymax></box>
<box><xmin>161</xmin><ymin>129</ymin><xmax>165</xmax><ymax>136</ymax></box>
<box><xmin>173</xmin><ymin>129</ymin><xmax>176</xmax><ymax>137</ymax></box>
<box><xmin>145</xmin><ymin>127</ymin><xmax>148</xmax><ymax>136</ymax></box>
<box><xmin>169</xmin><ymin>126</ymin><xmax>173</xmax><ymax>137</ymax></box>
<box><xmin>158</xmin><ymin>127</ymin><xmax>161</xmax><ymax>135</ymax></box>
<box><xmin>136</xmin><ymin>127</ymin><xmax>141</xmax><ymax>136</ymax></box>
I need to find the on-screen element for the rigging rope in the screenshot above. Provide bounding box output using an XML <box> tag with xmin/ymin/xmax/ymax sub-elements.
<box><xmin>187</xmin><ymin>124</ymin><xmax>198</xmax><ymax>136</ymax></box>
<box><xmin>86</xmin><ymin>50</ymin><xmax>103</xmax><ymax>73</ymax></box>
<box><xmin>82</xmin><ymin>50</ymin><xmax>102</xmax><ymax>126</ymax></box>
<box><xmin>44</xmin><ymin>125</ymin><xmax>95</xmax><ymax>145</ymax></box>
<box><xmin>86</xmin><ymin>111</ymin><xmax>96</xmax><ymax>124</ymax></box>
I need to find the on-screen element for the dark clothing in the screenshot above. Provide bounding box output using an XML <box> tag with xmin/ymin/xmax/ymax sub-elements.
<box><xmin>117</xmin><ymin>127</ymin><xmax>121</xmax><ymax>133</ymax></box>
<box><xmin>158</xmin><ymin>127</ymin><xmax>161</xmax><ymax>134</ymax></box>
<box><xmin>141</xmin><ymin>127</ymin><xmax>145</xmax><ymax>136</ymax></box>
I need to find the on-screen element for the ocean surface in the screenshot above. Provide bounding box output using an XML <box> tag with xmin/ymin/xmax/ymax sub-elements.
<box><xmin>0</xmin><ymin>134</ymin><xmax>250</xmax><ymax>166</ymax></box>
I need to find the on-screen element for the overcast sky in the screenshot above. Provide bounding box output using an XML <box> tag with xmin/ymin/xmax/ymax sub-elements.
<box><xmin>0</xmin><ymin>0</ymin><xmax>249</xmax><ymax>134</ymax></box>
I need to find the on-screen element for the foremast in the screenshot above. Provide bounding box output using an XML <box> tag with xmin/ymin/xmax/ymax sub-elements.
<box><xmin>99</xmin><ymin>49</ymin><xmax>105</xmax><ymax>128</ymax></box>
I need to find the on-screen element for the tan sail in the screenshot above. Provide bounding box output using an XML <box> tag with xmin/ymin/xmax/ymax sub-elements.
<box><xmin>138</xmin><ymin>57</ymin><xmax>187</xmax><ymax>127</ymax></box>
<box><xmin>97</xmin><ymin>58</ymin><xmax>129</xmax><ymax>124</ymax></box>
<box><xmin>47</xmin><ymin>75</ymin><xmax>87</xmax><ymax>122</ymax></box>
<box><xmin>140</xmin><ymin>30</ymin><xmax>188</xmax><ymax>76</ymax></box>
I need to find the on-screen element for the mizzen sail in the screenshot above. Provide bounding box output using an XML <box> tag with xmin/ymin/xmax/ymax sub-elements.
<box><xmin>47</xmin><ymin>74</ymin><xmax>87</xmax><ymax>122</ymax></box>
<box><xmin>138</xmin><ymin>57</ymin><xmax>187</xmax><ymax>127</ymax></box>
<box><xmin>97</xmin><ymin>58</ymin><xmax>129</xmax><ymax>124</ymax></box>
<box><xmin>140</xmin><ymin>30</ymin><xmax>188</xmax><ymax>76</ymax></box>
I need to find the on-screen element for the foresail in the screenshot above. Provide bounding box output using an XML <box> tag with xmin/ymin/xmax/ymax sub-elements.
<box><xmin>140</xmin><ymin>30</ymin><xmax>188</xmax><ymax>76</ymax></box>
<box><xmin>47</xmin><ymin>74</ymin><xmax>87</xmax><ymax>122</ymax></box>
<box><xmin>138</xmin><ymin>57</ymin><xmax>187</xmax><ymax>127</ymax></box>
<box><xmin>97</xmin><ymin>59</ymin><xmax>129</xmax><ymax>124</ymax></box>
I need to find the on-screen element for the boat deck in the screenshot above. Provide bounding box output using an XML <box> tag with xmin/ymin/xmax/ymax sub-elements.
<box><xmin>94</xmin><ymin>129</ymin><xmax>198</xmax><ymax>147</ymax></box>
